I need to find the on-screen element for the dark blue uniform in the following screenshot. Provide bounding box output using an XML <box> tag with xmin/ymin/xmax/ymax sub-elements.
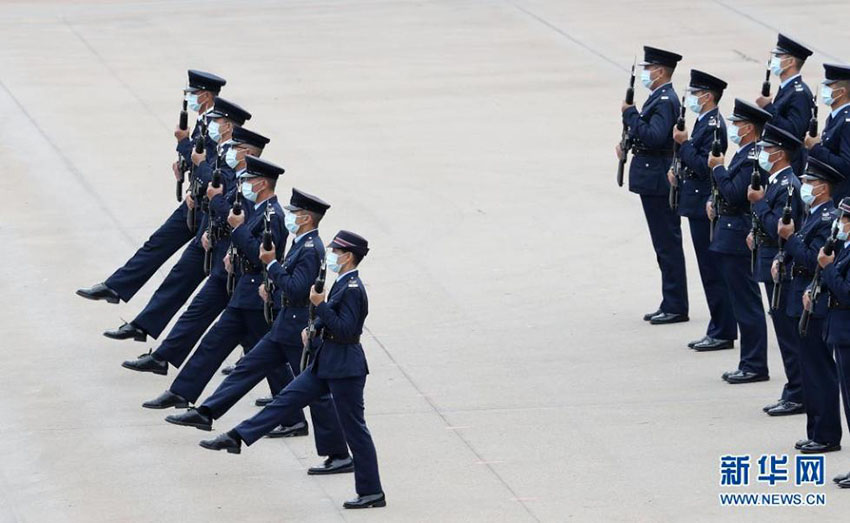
<box><xmin>679</xmin><ymin>108</ymin><xmax>735</xmax><ymax>340</ymax></box>
<box><xmin>752</xmin><ymin>166</ymin><xmax>804</xmax><ymax>403</ymax></box>
<box><xmin>809</xmin><ymin>104</ymin><xmax>850</xmax><ymax>201</ymax></box>
<box><xmin>168</xmin><ymin>195</ymin><xmax>288</xmax><ymax>404</ymax></box>
<box><xmin>623</xmin><ymin>83</ymin><xmax>688</xmax><ymax>315</ymax></box>
<box><xmin>235</xmin><ymin>269</ymin><xmax>382</xmax><ymax>497</ymax></box>
<box><xmin>784</xmin><ymin>201</ymin><xmax>839</xmax><ymax>443</ymax></box>
<box><xmin>823</xmin><ymin>242</ymin><xmax>850</xmax><ymax>431</ymax></box>
<box><xmin>710</xmin><ymin>142</ymin><xmax>768</xmax><ymax>373</ymax></box>
<box><xmin>763</xmin><ymin>75</ymin><xmax>814</xmax><ymax>175</ymax></box>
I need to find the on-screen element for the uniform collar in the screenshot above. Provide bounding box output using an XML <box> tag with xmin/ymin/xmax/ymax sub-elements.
<box><xmin>831</xmin><ymin>102</ymin><xmax>850</xmax><ymax>119</ymax></box>
<box><xmin>697</xmin><ymin>106</ymin><xmax>717</xmax><ymax>122</ymax></box>
<box><xmin>294</xmin><ymin>229</ymin><xmax>318</xmax><ymax>244</ymax></box>
<box><xmin>335</xmin><ymin>269</ymin><xmax>359</xmax><ymax>284</ymax></box>
<box><xmin>769</xmin><ymin>165</ymin><xmax>793</xmax><ymax>185</ymax></box>
<box><xmin>809</xmin><ymin>201</ymin><xmax>826</xmax><ymax>215</ymax></box>
<box><xmin>651</xmin><ymin>82</ymin><xmax>672</xmax><ymax>96</ymax></box>
<box><xmin>780</xmin><ymin>73</ymin><xmax>801</xmax><ymax>90</ymax></box>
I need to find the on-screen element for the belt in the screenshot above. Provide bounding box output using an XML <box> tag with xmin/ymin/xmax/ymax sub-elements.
<box><xmin>717</xmin><ymin>200</ymin><xmax>744</xmax><ymax>217</ymax></box>
<box><xmin>829</xmin><ymin>295</ymin><xmax>850</xmax><ymax>310</ymax></box>
<box><xmin>632</xmin><ymin>147</ymin><xmax>673</xmax><ymax>157</ymax></box>
<box><xmin>321</xmin><ymin>332</ymin><xmax>361</xmax><ymax>344</ymax></box>
<box><xmin>792</xmin><ymin>266</ymin><xmax>813</xmax><ymax>279</ymax></box>
<box><xmin>754</xmin><ymin>230</ymin><xmax>778</xmax><ymax>248</ymax></box>
<box><xmin>283</xmin><ymin>297</ymin><xmax>309</xmax><ymax>308</ymax></box>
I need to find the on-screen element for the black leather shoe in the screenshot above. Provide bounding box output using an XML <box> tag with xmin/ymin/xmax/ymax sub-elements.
<box><xmin>794</xmin><ymin>439</ymin><xmax>812</xmax><ymax>450</ymax></box>
<box><xmin>688</xmin><ymin>336</ymin><xmax>708</xmax><ymax>349</ymax></box>
<box><xmin>767</xmin><ymin>400</ymin><xmax>805</xmax><ymax>416</ymax></box>
<box><xmin>643</xmin><ymin>309</ymin><xmax>662</xmax><ymax>322</ymax></box>
<box><xmin>255</xmin><ymin>396</ymin><xmax>273</xmax><ymax>407</ymax></box>
<box><xmin>343</xmin><ymin>492</ymin><xmax>386</xmax><ymax>509</ymax></box>
<box><xmin>104</xmin><ymin>322</ymin><xmax>147</xmax><ymax>342</ymax></box>
<box><xmin>834</xmin><ymin>471</ymin><xmax>850</xmax><ymax>484</ymax></box>
<box><xmin>199</xmin><ymin>433</ymin><xmax>241</xmax><ymax>454</ymax></box>
<box><xmin>800</xmin><ymin>441</ymin><xmax>840</xmax><ymax>454</ymax></box>
<box><xmin>122</xmin><ymin>350</ymin><xmax>167</xmax><ymax>375</ymax></box>
<box><xmin>725</xmin><ymin>371</ymin><xmax>769</xmax><ymax>384</ymax></box>
<box><xmin>763</xmin><ymin>399</ymin><xmax>783</xmax><ymax>413</ymax></box>
<box><xmin>165</xmin><ymin>408</ymin><xmax>212</xmax><ymax>431</ymax></box>
<box><xmin>649</xmin><ymin>313</ymin><xmax>689</xmax><ymax>325</ymax></box>
<box><xmin>721</xmin><ymin>369</ymin><xmax>739</xmax><ymax>382</ymax></box>
<box><xmin>221</xmin><ymin>364</ymin><xmax>235</xmax><ymax>375</ymax></box>
<box><xmin>266</xmin><ymin>422</ymin><xmax>308</xmax><ymax>438</ymax></box>
<box><xmin>308</xmin><ymin>456</ymin><xmax>354</xmax><ymax>475</ymax></box>
<box><xmin>76</xmin><ymin>283</ymin><xmax>120</xmax><ymax>304</ymax></box>
<box><xmin>142</xmin><ymin>390</ymin><xmax>188</xmax><ymax>410</ymax></box>
<box><xmin>693</xmin><ymin>337</ymin><xmax>734</xmax><ymax>352</ymax></box>
<box><xmin>839</xmin><ymin>477</ymin><xmax>850</xmax><ymax>489</ymax></box>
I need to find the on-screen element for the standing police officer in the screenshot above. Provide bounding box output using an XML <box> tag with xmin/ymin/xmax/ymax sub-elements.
<box><xmin>707</xmin><ymin>100</ymin><xmax>771</xmax><ymax>376</ymax></box>
<box><xmin>618</xmin><ymin>46</ymin><xmax>688</xmax><ymax>324</ymax></box>
<box><xmin>671</xmin><ymin>70</ymin><xmax>735</xmax><ymax>349</ymax></box>
<box><xmin>805</xmin><ymin>64</ymin><xmax>850</xmax><ymax>202</ymax></box>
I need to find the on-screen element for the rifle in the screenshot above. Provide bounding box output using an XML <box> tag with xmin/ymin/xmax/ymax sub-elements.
<box><xmin>226</xmin><ymin>189</ymin><xmax>243</xmax><ymax>296</ymax></box>
<box><xmin>203</xmin><ymin>151</ymin><xmax>222</xmax><ymax>276</ymax></box>
<box><xmin>808</xmin><ymin>91</ymin><xmax>819</xmax><ymax>138</ymax></box>
<box><xmin>176</xmin><ymin>99</ymin><xmax>189</xmax><ymax>202</ymax></box>
<box><xmin>262</xmin><ymin>205</ymin><xmax>276</xmax><ymax>326</ymax></box>
<box><xmin>761</xmin><ymin>57</ymin><xmax>772</xmax><ymax>97</ymax></box>
<box><xmin>301</xmin><ymin>257</ymin><xmax>327</xmax><ymax>372</ymax></box>
<box><xmin>669</xmin><ymin>96</ymin><xmax>686</xmax><ymax>211</ymax></box>
<box><xmin>617</xmin><ymin>58</ymin><xmax>636</xmax><ymax>187</ymax></box>
<box><xmin>749</xmin><ymin>151</ymin><xmax>762</xmax><ymax>274</ymax></box>
<box><xmin>186</xmin><ymin>119</ymin><xmax>207</xmax><ymax>233</ymax></box>
<box><xmin>771</xmin><ymin>185</ymin><xmax>794</xmax><ymax>310</ymax></box>
<box><xmin>709</xmin><ymin>122</ymin><xmax>722</xmax><ymax>242</ymax></box>
<box><xmin>799</xmin><ymin>220</ymin><xmax>840</xmax><ymax>337</ymax></box>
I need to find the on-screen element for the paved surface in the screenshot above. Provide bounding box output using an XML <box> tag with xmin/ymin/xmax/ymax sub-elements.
<box><xmin>2</xmin><ymin>0</ymin><xmax>850</xmax><ymax>521</ymax></box>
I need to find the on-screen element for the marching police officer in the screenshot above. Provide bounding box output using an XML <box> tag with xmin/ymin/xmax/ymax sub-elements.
<box><xmin>198</xmin><ymin>230</ymin><xmax>386</xmax><ymax>510</ymax></box>
<box><xmin>707</xmin><ymin>100</ymin><xmax>770</xmax><ymax>375</ymax></box>
<box><xmin>778</xmin><ymin>158</ymin><xmax>843</xmax><ymax>453</ymax></box>
<box><xmin>805</xmin><ymin>64</ymin><xmax>850</xmax><ymax>202</ymax></box>
<box><xmin>619</xmin><ymin>46</ymin><xmax>688</xmax><ymax>324</ymax></box>
<box><xmin>121</xmin><ymin>127</ymin><xmax>270</xmax><ymax>375</ymax></box>
<box><xmin>742</xmin><ymin>124</ymin><xmax>805</xmax><ymax>414</ymax></box>
<box><xmin>671</xmin><ymin>70</ymin><xmax>735</xmax><ymax>349</ymax></box>
<box><xmin>76</xmin><ymin>70</ymin><xmax>224</xmax><ymax>306</ymax></box>
<box><xmin>101</xmin><ymin>97</ymin><xmax>251</xmax><ymax>342</ymax></box>
<box><xmin>755</xmin><ymin>34</ymin><xmax>814</xmax><ymax>176</ymax></box>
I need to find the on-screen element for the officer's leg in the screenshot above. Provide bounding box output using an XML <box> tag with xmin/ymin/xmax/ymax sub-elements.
<box><xmin>153</xmin><ymin>275</ymin><xmax>230</xmax><ymax>368</ymax></box>
<box><xmin>688</xmin><ymin>218</ymin><xmax>737</xmax><ymax>340</ymax></box>
<box><xmin>640</xmin><ymin>195</ymin><xmax>688</xmax><ymax>315</ymax></box>
<box><xmin>834</xmin><ymin>345</ymin><xmax>850</xmax><ymax>427</ymax></box>
<box><xmin>169</xmin><ymin>308</ymin><xmax>244</xmax><ymax>403</ymax></box>
<box><xmin>328</xmin><ymin>376</ymin><xmax>383</xmax><ymax>496</ymax></box>
<box><xmin>719</xmin><ymin>253</ymin><xmax>768</xmax><ymax>373</ymax></box>
<box><xmin>234</xmin><ymin>370</ymin><xmax>327</xmax><ymax>445</ymax></box>
<box><xmin>764</xmin><ymin>281</ymin><xmax>804</xmax><ymax>404</ymax></box>
<box><xmin>131</xmin><ymin>241</ymin><xmax>207</xmax><ymax>339</ymax></box>
<box><xmin>282</xmin><ymin>344</ymin><xmax>349</xmax><ymax>458</ymax></box>
<box><xmin>799</xmin><ymin>318</ymin><xmax>841</xmax><ymax>443</ymax></box>
<box><xmin>105</xmin><ymin>203</ymin><xmax>192</xmax><ymax>302</ymax></box>
<box><xmin>238</xmin><ymin>311</ymin><xmax>298</xmax><ymax>400</ymax></box>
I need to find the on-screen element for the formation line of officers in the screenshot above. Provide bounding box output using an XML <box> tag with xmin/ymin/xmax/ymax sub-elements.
<box><xmin>76</xmin><ymin>70</ymin><xmax>386</xmax><ymax>509</ymax></box>
<box><xmin>617</xmin><ymin>34</ymin><xmax>850</xmax><ymax>488</ymax></box>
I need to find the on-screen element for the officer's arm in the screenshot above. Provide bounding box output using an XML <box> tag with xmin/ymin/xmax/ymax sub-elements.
<box><xmin>822</xmin><ymin>255</ymin><xmax>850</xmax><ymax>303</ymax></box>
<box><xmin>678</xmin><ymin>136</ymin><xmax>711</xmax><ymax>179</ymax></box>
<box><xmin>176</xmin><ymin>138</ymin><xmax>192</xmax><ymax>161</ymax></box>
<box><xmin>753</xmin><ymin>196</ymin><xmax>783</xmax><ymax>241</ymax></box>
<box><xmin>269</xmin><ymin>249</ymin><xmax>320</xmax><ymax>299</ymax></box>
<box><xmin>316</xmin><ymin>288</ymin><xmax>363</xmax><ymax>340</ymax></box>
<box><xmin>624</xmin><ymin>102</ymin><xmax>675</xmax><ymax>148</ymax></box>
<box><xmin>209</xmin><ymin>187</ymin><xmax>235</xmax><ymax>224</ymax></box>
<box><xmin>785</xmin><ymin>223</ymin><xmax>830</xmax><ymax>272</ymax></box>
<box><xmin>766</xmin><ymin>94</ymin><xmax>809</xmax><ymax>139</ymax></box>
<box><xmin>809</xmin><ymin>127</ymin><xmax>850</xmax><ymax>176</ymax></box>
<box><xmin>714</xmin><ymin>162</ymin><xmax>751</xmax><ymax>207</ymax></box>
<box><xmin>232</xmin><ymin>218</ymin><xmax>287</xmax><ymax>267</ymax></box>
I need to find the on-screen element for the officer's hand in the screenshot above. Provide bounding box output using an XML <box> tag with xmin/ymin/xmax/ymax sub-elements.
<box><xmin>615</xmin><ymin>143</ymin><xmax>624</xmax><ymax>161</ymax></box>
<box><xmin>207</xmin><ymin>182</ymin><xmax>224</xmax><ymax>201</ymax></box>
<box><xmin>172</xmin><ymin>161</ymin><xmax>183</xmax><ymax>180</ymax></box>
<box><xmin>803</xmin><ymin>290</ymin><xmax>812</xmax><ymax>311</ymax></box>
<box><xmin>706</xmin><ymin>201</ymin><xmax>715</xmax><ymax>221</ymax></box>
<box><xmin>771</xmin><ymin>260</ymin><xmax>780</xmax><ymax>282</ymax></box>
<box><xmin>755</xmin><ymin>95</ymin><xmax>771</xmax><ymax>109</ymax></box>
<box><xmin>301</xmin><ymin>328</ymin><xmax>308</xmax><ymax>346</ymax></box>
<box><xmin>778</xmin><ymin>219</ymin><xmax>794</xmax><ymax>240</ymax></box>
<box><xmin>672</xmin><ymin>127</ymin><xmax>688</xmax><ymax>144</ymax></box>
<box><xmin>621</xmin><ymin>101</ymin><xmax>634</xmax><ymax>113</ymax></box>
<box><xmin>667</xmin><ymin>169</ymin><xmax>677</xmax><ymax>187</ymax></box>
<box><xmin>746</xmin><ymin>232</ymin><xmax>755</xmax><ymax>251</ymax></box>
<box><xmin>224</xmin><ymin>254</ymin><xmax>233</xmax><ymax>274</ymax></box>
<box><xmin>747</xmin><ymin>186</ymin><xmax>765</xmax><ymax>203</ymax></box>
<box><xmin>258</xmin><ymin>283</ymin><xmax>269</xmax><ymax>303</ymax></box>
<box><xmin>818</xmin><ymin>247</ymin><xmax>836</xmax><ymax>268</ymax></box>
<box><xmin>175</xmin><ymin>125</ymin><xmax>190</xmax><ymax>142</ymax></box>
<box><xmin>259</xmin><ymin>242</ymin><xmax>276</xmax><ymax>265</ymax></box>
<box><xmin>201</xmin><ymin>232</ymin><xmax>211</xmax><ymax>251</ymax></box>
<box><xmin>804</xmin><ymin>134</ymin><xmax>820</xmax><ymax>150</ymax></box>
<box><xmin>191</xmin><ymin>148</ymin><xmax>205</xmax><ymax>166</ymax></box>
<box><xmin>708</xmin><ymin>153</ymin><xmax>724</xmax><ymax>169</ymax></box>
<box><xmin>186</xmin><ymin>193</ymin><xmax>196</xmax><ymax>210</ymax></box>
<box><xmin>227</xmin><ymin>209</ymin><xmax>245</xmax><ymax>229</ymax></box>
<box><xmin>309</xmin><ymin>285</ymin><xmax>326</xmax><ymax>306</ymax></box>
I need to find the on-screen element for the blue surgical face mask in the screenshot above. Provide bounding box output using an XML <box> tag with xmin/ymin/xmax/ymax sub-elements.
<box><xmin>758</xmin><ymin>149</ymin><xmax>776</xmax><ymax>172</ymax></box>
<box><xmin>640</xmin><ymin>68</ymin><xmax>654</xmax><ymax>89</ymax></box>
<box><xmin>185</xmin><ymin>92</ymin><xmax>201</xmax><ymax>112</ymax></box>
<box><xmin>225</xmin><ymin>147</ymin><xmax>239</xmax><ymax>169</ymax></box>
<box><xmin>686</xmin><ymin>93</ymin><xmax>703</xmax><ymax>114</ymax></box>
<box><xmin>770</xmin><ymin>55</ymin><xmax>785</xmax><ymax>77</ymax></box>
<box><xmin>727</xmin><ymin>124</ymin><xmax>742</xmax><ymax>145</ymax></box>
<box><xmin>800</xmin><ymin>183</ymin><xmax>816</xmax><ymax>206</ymax></box>
<box><xmin>326</xmin><ymin>251</ymin><xmax>341</xmax><ymax>273</ymax></box>
<box><xmin>822</xmin><ymin>84</ymin><xmax>836</xmax><ymax>106</ymax></box>
<box><xmin>838</xmin><ymin>221</ymin><xmax>850</xmax><ymax>242</ymax></box>
<box><xmin>240</xmin><ymin>180</ymin><xmax>258</xmax><ymax>202</ymax></box>
<box><xmin>284</xmin><ymin>211</ymin><xmax>301</xmax><ymax>234</ymax></box>
<box><xmin>208</xmin><ymin>120</ymin><xmax>222</xmax><ymax>143</ymax></box>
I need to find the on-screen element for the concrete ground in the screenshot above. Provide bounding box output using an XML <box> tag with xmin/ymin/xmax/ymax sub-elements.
<box><xmin>2</xmin><ymin>0</ymin><xmax>850</xmax><ymax>521</ymax></box>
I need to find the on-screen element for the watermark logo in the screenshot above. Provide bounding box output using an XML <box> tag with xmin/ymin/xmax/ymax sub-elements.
<box><xmin>718</xmin><ymin>454</ymin><xmax>826</xmax><ymax>507</ymax></box>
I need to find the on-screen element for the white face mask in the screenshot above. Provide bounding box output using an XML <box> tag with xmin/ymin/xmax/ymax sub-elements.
<box><xmin>326</xmin><ymin>251</ymin><xmax>342</xmax><ymax>273</ymax></box>
<box><xmin>240</xmin><ymin>180</ymin><xmax>259</xmax><ymax>202</ymax></box>
<box><xmin>727</xmin><ymin>124</ymin><xmax>742</xmax><ymax>145</ymax></box>
<box><xmin>686</xmin><ymin>92</ymin><xmax>705</xmax><ymax>114</ymax></box>
<box><xmin>284</xmin><ymin>211</ymin><xmax>301</xmax><ymax>234</ymax></box>
<box><xmin>640</xmin><ymin>68</ymin><xmax>655</xmax><ymax>89</ymax></box>
<box><xmin>838</xmin><ymin>220</ymin><xmax>850</xmax><ymax>242</ymax></box>
<box><xmin>225</xmin><ymin>147</ymin><xmax>239</xmax><ymax>169</ymax></box>
<box><xmin>208</xmin><ymin>120</ymin><xmax>222</xmax><ymax>143</ymax></box>
<box><xmin>185</xmin><ymin>92</ymin><xmax>201</xmax><ymax>112</ymax></box>
<box><xmin>758</xmin><ymin>149</ymin><xmax>777</xmax><ymax>172</ymax></box>
<box><xmin>770</xmin><ymin>55</ymin><xmax>785</xmax><ymax>77</ymax></box>
<box><xmin>800</xmin><ymin>183</ymin><xmax>817</xmax><ymax>206</ymax></box>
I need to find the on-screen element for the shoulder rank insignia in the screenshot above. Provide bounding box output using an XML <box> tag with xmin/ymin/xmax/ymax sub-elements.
<box><xmin>794</xmin><ymin>83</ymin><xmax>804</xmax><ymax>92</ymax></box>
<box><xmin>780</xmin><ymin>178</ymin><xmax>790</xmax><ymax>186</ymax></box>
<box><xmin>708</xmin><ymin>116</ymin><xmax>717</xmax><ymax>126</ymax></box>
<box><xmin>348</xmin><ymin>280</ymin><xmax>359</xmax><ymax>288</ymax></box>
<box><xmin>305</xmin><ymin>240</ymin><xmax>314</xmax><ymax>248</ymax></box>
<box><xmin>660</xmin><ymin>96</ymin><xmax>669</xmax><ymax>100</ymax></box>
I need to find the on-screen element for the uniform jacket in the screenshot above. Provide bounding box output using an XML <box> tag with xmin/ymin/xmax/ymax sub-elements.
<box><xmin>752</xmin><ymin>166</ymin><xmax>803</xmax><ymax>282</ymax></box>
<box><xmin>267</xmin><ymin>231</ymin><xmax>325</xmax><ymax>345</ymax></box>
<box><xmin>783</xmin><ymin>200</ymin><xmax>836</xmax><ymax>318</ymax></box>
<box><xmin>311</xmin><ymin>270</ymin><xmax>369</xmax><ymax>379</ymax></box>
<box><xmin>823</xmin><ymin>243</ymin><xmax>850</xmax><ymax>345</ymax></box>
<box><xmin>809</xmin><ymin>104</ymin><xmax>850</xmax><ymax>201</ymax></box>
<box><xmin>710</xmin><ymin>142</ymin><xmax>755</xmax><ymax>256</ymax></box>
<box><xmin>678</xmin><ymin>108</ymin><xmax>727</xmax><ymax>219</ymax></box>
<box><xmin>623</xmin><ymin>83</ymin><xmax>680</xmax><ymax>196</ymax></box>
<box><xmin>764</xmin><ymin>75</ymin><xmax>814</xmax><ymax>174</ymax></box>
